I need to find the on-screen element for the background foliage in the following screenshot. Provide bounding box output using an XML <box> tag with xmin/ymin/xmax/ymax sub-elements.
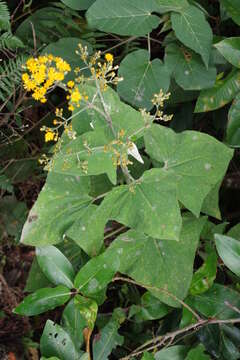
<box><xmin>1</xmin><ymin>0</ymin><xmax>240</xmax><ymax>359</ymax></box>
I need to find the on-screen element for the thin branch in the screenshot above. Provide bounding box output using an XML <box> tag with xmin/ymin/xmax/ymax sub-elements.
<box><xmin>113</xmin><ymin>276</ymin><xmax>201</xmax><ymax>321</ymax></box>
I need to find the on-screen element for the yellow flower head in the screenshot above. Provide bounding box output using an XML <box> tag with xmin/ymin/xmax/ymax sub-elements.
<box><xmin>105</xmin><ymin>53</ymin><xmax>114</xmax><ymax>62</ymax></box>
<box><xmin>70</xmin><ymin>88</ymin><xmax>82</xmax><ymax>103</ymax></box>
<box><xmin>67</xmin><ymin>80</ymin><xmax>75</xmax><ymax>88</ymax></box>
<box><xmin>45</xmin><ymin>131</ymin><xmax>55</xmax><ymax>142</ymax></box>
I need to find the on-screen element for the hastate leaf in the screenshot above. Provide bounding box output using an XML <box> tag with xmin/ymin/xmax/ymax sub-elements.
<box><xmin>165</xmin><ymin>43</ymin><xmax>216</xmax><ymax>90</ymax></box>
<box><xmin>117</xmin><ymin>49</ymin><xmax>170</xmax><ymax>110</ymax></box>
<box><xmin>20</xmin><ymin>172</ymin><xmax>91</xmax><ymax>246</ymax></box>
<box><xmin>86</xmin><ymin>0</ymin><xmax>161</xmax><ymax>36</ymax></box>
<box><xmin>107</xmin><ymin>214</ymin><xmax>205</xmax><ymax>307</ymax></box>
<box><xmin>144</xmin><ymin>124</ymin><xmax>233</xmax><ymax>216</ymax></box>
<box><xmin>171</xmin><ymin>5</ymin><xmax>213</xmax><ymax>67</ymax></box>
<box><xmin>106</xmin><ymin>168</ymin><xmax>182</xmax><ymax>241</ymax></box>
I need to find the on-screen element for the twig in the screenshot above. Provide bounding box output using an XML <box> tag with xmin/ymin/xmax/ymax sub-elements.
<box><xmin>113</xmin><ymin>276</ymin><xmax>201</xmax><ymax>321</ymax></box>
<box><xmin>120</xmin><ymin>317</ymin><xmax>240</xmax><ymax>359</ymax></box>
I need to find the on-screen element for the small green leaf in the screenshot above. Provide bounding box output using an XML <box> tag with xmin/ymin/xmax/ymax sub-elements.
<box><xmin>25</xmin><ymin>258</ymin><xmax>52</xmax><ymax>292</ymax></box>
<box><xmin>93</xmin><ymin>310</ymin><xmax>125</xmax><ymax>360</ymax></box>
<box><xmin>61</xmin><ymin>299</ymin><xmax>87</xmax><ymax>349</ymax></box>
<box><xmin>14</xmin><ymin>286</ymin><xmax>71</xmax><ymax>316</ymax></box>
<box><xmin>220</xmin><ymin>0</ymin><xmax>240</xmax><ymax>26</ymax></box>
<box><xmin>171</xmin><ymin>5</ymin><xmax>213</xmax><ymax>67</ymax></box>
<box><xmin>60</xmin><ymin>0</ymin><xmax>95</xmax><ymax>10</ymax></box>
<box><xmin>74</xmin><ymin>252</ymin><xmax>119</xmax><ymax>300</ymax></box>
<box><xmin>141</xmin><ymin>352</ymin><xmax>154</xmax><ymax>360</ymax></box>
<box><xmin>74</xmin><ymin>295</ymin><xmax>98</xmax><ymax>330</ymax></box>
<box><xmin>215</xmin><ymin>37</ymin><xmax>240</xmax><ymax>68</ymax></box>
<box><xmin>227</xmin><ymin>224</ymin><xmax>240</xmax><ymax>239</ymax></box>
<box><xmin>195</xmin><ymin>69</ymin><xmax>240</xmax><ymax>113</ymax></box>
<box><xmin>165</xmin><ymin>43</ymin><xmax>216</xmax><ymax>90</ymax></box>
<box><xmin>36</xmin><ymin>246</ymin><xmax>75</xmax><ymax>288</ymax></box>
<box><xmin>215</xmin><ymin>234</ymin><xmax>240</xmax><ymax>277</ymax></box>
<box><xmin>187</xmin><ymin>283</ymin><xmax>240</xmax><ymax>319</ymax></box>
<box><xmin>129</xmin><ymin>292</ymin><xmax>169</xmax><ymax>321</ymax></box>
<box><xmin>40</xmin><ymin>320</ymin><xmax>81</xmax><ymax>360</ymax></box>
<box><xmin>155</xmin><ymin>345</ymin><xmax>189</xmax><ymax>360</ymax></box>
<box><xmin>185</xmin><ymin>344</ymin><xmax>210</xmax><ymax>360</ymax></box>
<box><xmin>86</xmin><ymin>0</ymin><xmax>161</xmax><ymax>36</ymax></box>
<box><xmin>117</xmin><ymin>49</ymin><xmax>170</xmax><ymax>110</ymax></box>
<box><xmin>226</xmin><ymin>93</ymin><xmax>240</xmax><ymax>147</ymax></box>
<box><xmin>190</xmin><ymin>251</ymin><xmax>217</xmax><ymax>295</ymax></box>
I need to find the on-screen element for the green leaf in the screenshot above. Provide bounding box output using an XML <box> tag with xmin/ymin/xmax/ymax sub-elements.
<box><xmin>129</xmin><ymin>292</ymin><xmax>169</xmax><ymax>322</ymax></box>
<box><xmin>61</xmin><ymin>299</ymin><xmax>87</xmax><ymax>349</ymax></box>
<box><xmin>20</xmin><ymin>172</ymin><xmax>91</xmax><ymax>246</ymax></box>
<box><xmin>185</xmin><ymin>344</ymin><xmax>210</xmax><ymax>360</ymax></box>
<box><xmin>107</xmin><ymin>214</ymin><xmax>205</xmax><ymax>307</ymax></box>
<box><xmin>165</xmin><ymin>43</ymin><xmax>216</xmax><ymax>90</ymax></box>
<box><xmin>155</xmin><ymin>345</ymin><xmax>189</xmax><ymax>360</ymax></box>
<box><xmin>74</xmin><ymin>295</ymin><xmax>98</xmax><ymax>330</ymax></box>
<box><xmin>36</xmin><ymin>246</ymin><xmax>75</xmax><ymax>288</ymax></box>
<box><xmin>226</xmin><ymin>93</ymin><xmax>240</xmax><ymax>147</ymax></box>
<box><xmin>187</xmin><ymin>283</ymin><xmax>240</xmax><ymax>319</ymax></box>
<box><xmin>215</xmin><ymin>37</ymin><xmax>240</xmax><ymax>68</ymax></box>
<box><xmin>117</xmin><ymin>49</ymin><xmax>170</xmax><ymax>110</ymax></box>
<box><xmin>86</xmin><ymin>0</ymin><xmax>161</xmax><ymax>36</ymax></box>
<box><xmin>144</xmin><ymin>124</ymin><xmax>233</xmax><ymax>217</ymax></box>
<box><xmin>106</xmin><ymin>168</ymin><xmax>182</xmax><ymax>241</ymax></box>
<box><xmin>227</xmin><ymin>224</ymin><xmax>240</xmax><ymax>239</ymax></box>
<box><xmin>171</xmin><ymin>5</ymin><xmax>213</xmax><ymax>67</ymax></box>
<box><xmin>221</xmin><ymin>332</ymin><xmax>240</xmax><ymax>360</ymax></box>
<box><xmin>93</xmin><ymin>310</ymin><xmax>125</xmax><ymax>360</ymax></box>
<box><xmin>215</xmin><ymin>234</ymin><xmax>240</xmax><ymax>277</ymax></box>
<box><xmin>220</xmin><ymin>0</ymin><xmax>240</xmax><ymax>26</ymax></box>
<box><xmin>40</xmin><ymin>320</ymin><xmax>81</xmax><ymax>360</ymax></box>
<box><xmin>25</xmin><ymin>258</ymin><xmax>52</xmax><ymax>292</ymax></box>
<box><xmin>60</xmin><ymin>0</ymin><xmax>95</xmax><ymax>10</ymax></box>
<box><xmin>67</xmin><ymin>202</ymin><xmax>111</xmax><ymax>257</ymax></box>
<box><xmin>141</xmin><ymin>352</ymin><xmax>154</xmax><ymax>360</ymax></box>
<box><xmin>201</xmin><ymin>182</ymin><xmax>221</xmax><ymax>220</ymax></box>
<box><xmin>190</xmin><ymin>251</ymin><xmax>217</xmax><ymax>295</ymax></box>
<box><xmin>155</xmin><ymin>0</ymin><xmax>189</xmax><ymax>13</ymax></box>
<box><xmin>14</xmin><ymin>286</ymin><xmax>71</xmax><ymax>316</ymax></box>
<box><xmin>74</xmin><ymin>251</ymin><xmax>119</xmax><ymax>301</ymax></box>
<box><xmin>195</xmin><ymin>69</ymin><xmax>240</xmax><ymax>113</ymax></box>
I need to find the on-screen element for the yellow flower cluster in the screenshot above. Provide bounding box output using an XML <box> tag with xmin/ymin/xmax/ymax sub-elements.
<box><xmin>152</xmin><ymin>90</ymin><xmax>173</xmax><ymax>122</ymax></box>
<box><xmin>104</xmin><ymin>129</ymin><xmax>133</xmax><ymax>167</ymax></box>
<box><xmin>22</xmin><ymin>55</ymin><xmax>71</xmax><ymax>103</ymax></box>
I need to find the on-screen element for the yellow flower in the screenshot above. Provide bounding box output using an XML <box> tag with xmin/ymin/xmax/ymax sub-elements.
<box><xmin>67</xmin><ymin>80</ymin><xmax>75</xmax><ymax>88</ymax></box>
<box><xmin>70</xmin><ymin>88</ymin><xmax>82</xmax><ymax>103</ymax></box>
<box><xmin>68</xmin><ymin>104</ymin><xmax>74</xmax><ymax>111</ymax></box>
<box><xmin>45</xmin><ymin>131</ymin><xmax>55</xmax><ymax>142</ymax></box>
<box><xmin>105</xmin><ymin>53</ymin><xmax>114</xmax><ymax>62</ymax></box>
